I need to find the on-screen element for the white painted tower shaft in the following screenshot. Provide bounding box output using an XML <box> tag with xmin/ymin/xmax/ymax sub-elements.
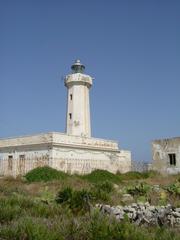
<box><xmin>65</xmin><ymin>60</ymin><xmax>93</xmax><ymax>137</ymax></box>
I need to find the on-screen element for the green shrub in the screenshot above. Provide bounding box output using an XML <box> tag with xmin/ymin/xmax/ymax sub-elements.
<box><xmin>89</xmin><ymin>181</ymin><xmax>113</xmax><ymax>202</ymax></box>
<box><xmin>70</xmin><ymin>189</ymin><xmax>91</xmax><ymax>213</ymax></box>
<box><xmin>56</xmin><ymin>188</ymin><xmax>91</xmax><ymax>213</ymax></box>
<box><xmin>94</xmin><ymin>181</ymin><xmax>114</xmax><ymax>193</ymax></box>
<box><xmin>126</xmin><ymin>183</ymin><xmax>151</xmax><ymax>196</ymax></box>
<box><xmin>91</xmin><ymin>188</ymin><xmax>110</xmax><ymax>202</ymax></box>
<box><xmin>166</xmin><ymin>181</ymin><xmax>180</xmax><ymax>196</ymax></box>
<box><xmin>82</xmin><ymin>170</ymin><xmax>121</xmax><ymax>183</ymax></box>
<box><xmin>56</xmin><ymin>182</ymin><xmax>113</xmax><ymax>210</ymax></box>
<box><xmin>25</xmin><ymin>166</ymin><xmax>68</xmax><ymax>182</ymax></box>
<box><xmin>56</xmin><ymin>187</ymin><xmax>73</xmax><ymax>204</ymax></box>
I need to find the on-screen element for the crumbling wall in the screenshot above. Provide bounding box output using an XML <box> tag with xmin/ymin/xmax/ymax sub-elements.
<box><xmin>152</xmin><ymin>138</ymin><xmax>180</xmax><ymax>174</ymax></box>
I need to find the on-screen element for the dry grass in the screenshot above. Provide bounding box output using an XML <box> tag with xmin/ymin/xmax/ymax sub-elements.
<box><xmin>145</xmin><ymin>174</ymin><xmax>178</xmax><ymax>186</ymax></box>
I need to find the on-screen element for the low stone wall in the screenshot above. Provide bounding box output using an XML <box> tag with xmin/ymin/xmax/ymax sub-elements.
<box><xmin>96</xmin><ymin>203</ymin><xmax>180</xmax><ymax>227</ymax></box>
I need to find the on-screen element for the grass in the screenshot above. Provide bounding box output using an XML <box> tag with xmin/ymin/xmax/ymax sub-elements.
<box><xmin>118</xmin><ymin>170</ymin><xmax>158</xmax><ymax>180</ymax></box>
<box><xmin>0</xmin><ymin>167</ymin><xmax>179</xmax><ymax>239</ymax></box>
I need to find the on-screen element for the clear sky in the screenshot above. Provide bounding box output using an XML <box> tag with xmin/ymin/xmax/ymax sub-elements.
<box><xmin>0</xmin><ymin>0</ymin><xmax>180</xmax><ymax>162</ymax></box>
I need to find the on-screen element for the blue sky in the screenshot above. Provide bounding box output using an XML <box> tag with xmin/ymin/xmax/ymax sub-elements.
<box><xmin>0</xmin><ymin>0</ymin><xmax>180</xmax><ymax>162</ymax></box>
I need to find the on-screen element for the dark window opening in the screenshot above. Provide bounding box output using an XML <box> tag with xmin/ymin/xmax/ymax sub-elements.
<box><xmin>70</xmin><ymin>94</ymin><xmax>73</xmax><ymax>100</ymax></box>
<box><xmin>69</xmin><ymin>113</ymin><xmax>72</xmax><ymax>119</ymax></box>
<box><xmin>8</xmin><ymin>155</ymin><xmax>13</xmax><ymax>171</ymax></box>
<box><xmin>168</xmin><ymin>153</ymin><xmax>176</xmax><ymax>166</ymax></box>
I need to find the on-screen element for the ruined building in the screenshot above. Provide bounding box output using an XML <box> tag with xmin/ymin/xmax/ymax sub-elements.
<box><xmin>0</xmin><ymin>60</ymin><xmax>131</xmax><ymax>176</ymax></box>
<box><xmin>152</xmin><ymin>137</ymin><xmax>180</xmax><ymax>174</ymax></box>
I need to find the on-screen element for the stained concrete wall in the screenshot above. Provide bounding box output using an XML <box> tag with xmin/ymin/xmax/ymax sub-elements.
<box><xmin>152</xmin><ymin>138</ymin><xmax>180</xmax><ymax>174</ymax></box>
<box><xmin>52</xmin><ymin>146</ymin><xmax>131</xmax><ymax>174</ymax></box>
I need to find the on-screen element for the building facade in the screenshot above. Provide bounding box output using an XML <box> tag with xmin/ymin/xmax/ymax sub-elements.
<box><xmin>0</xmin><ymin>60</ymin><xmax>131</xmax><ymax>176</ymax></box>
<box><xmin>152</xmin><ymin>137</ymin><xmax>180</xmax><ymax>174</ymax></box>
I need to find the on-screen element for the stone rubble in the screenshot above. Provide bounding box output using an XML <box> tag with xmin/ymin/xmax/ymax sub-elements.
<box><xmin>96</xmin><ymin>203</ymin><xmax>180</xmax><ymax>227</ymax></box>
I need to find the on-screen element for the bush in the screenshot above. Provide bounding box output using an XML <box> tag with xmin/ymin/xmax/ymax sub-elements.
<box><xmin>56</xmin><ymin>188</ymin><xmax>91</xmax><ymax>214</ymax></box>
<box><xmin>25</xmin><ymin>166</ymin><xmax>68</xmax><ymax>182</ymax></box>
<box><xmin>89</xmin><ymin>181</ymin><xmax>114</xmax><ymax>202</ymax></box>
<box><xmin>94</xmin><ymin>181</ymin><xmax>114</xmax><ymax>193</ymax></box>
<box><xmin>82</xmin><ymin>170</ymin><xmax>121</xmax><ymax>184</ymax></box>
<box><xmin>56</xmin><ymin>183</ymin><xmax>114</xmax><ymax>210</ymax></box>
<box><xmin>166</xmin><ymin>181</ymin><xmax>180</xmax><ymax>196</ymax></box>
<box><xmin>126</xmin><ymin>183</ymin><xmax>151</xmax><ymax>196</ymax></box>
<box><xmin>56</xmin><ymin>187</ymin><xmax>73</xmax><ymax>204</ymax></box>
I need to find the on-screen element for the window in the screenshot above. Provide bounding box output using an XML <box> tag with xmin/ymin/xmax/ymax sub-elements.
<box><xmin>168</xmin><ymin>153</ymin><xmax>176</xmax><ymax>166</ymax></box>
<box><xmin>69</xmin><ymin>113</ymin><xmax>72</xmax><ymax>119</ymax></box>
<box><xmin>8</xmin><ymin>155</ymin><xmax>13</xmax><ymax>171</ymax></box>
<box><xmin>70</xmin><ymin>94</ymin><xmax>73</xmax><ymax>100</ymax></box>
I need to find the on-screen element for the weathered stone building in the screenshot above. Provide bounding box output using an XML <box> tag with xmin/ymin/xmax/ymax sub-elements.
<box><xmin>152</xmin><ymin>137</ymin><xmax>180</xmax><ymax>174</ymax></box>
<box><xmin>0</xmin><ymin>60</ymin><xmax>131</xmax><ymax>176</ymax></box>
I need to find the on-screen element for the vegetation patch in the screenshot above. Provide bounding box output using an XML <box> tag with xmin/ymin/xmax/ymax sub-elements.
<box><xmin>166</xmin><ymin>181</ymin><xmax>180</xmax><ymax>197</ymax></box>
<box><xmin>56</xmin><ymin>187</ymin><xmax>91</xmax><ymax>214</ymax></box>
<box><xmin>25</xmin><ymin>166</ymin><xmax>69</xmax><ymax>182</ymax></box>
<box><xmin>119</xmin><ymin>171</ymin><xmax>158</xmax><ymax>180</ymax></box>
<box><xmin>56</xmin><ymin>182</ymin><xmax>114</xmax><ymax>212</ymax></box>
<box><xmin>126</xmin><ymin>183</ymin><xmax>151</xmax><ymax>197</ymax></box>
<box><xmin>0</xmin><ymin>172</ymin><xmax>179</xmax><ymax>239</ymax></box>
<box><xmin>81</xmin><ymin>169</ymin><xmax>121</xmax><ymax>183</ymax></box>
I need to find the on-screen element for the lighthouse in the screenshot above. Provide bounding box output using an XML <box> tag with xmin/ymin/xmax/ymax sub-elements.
<box><xmin>64</xmin><ymin>60</ymin><xmax>93</xmax><ymax>137</ymax></box>
<box><xmin>0</xmin><ymin>60</ymin><xmax>131</xmax><ymax>176</ymax></box>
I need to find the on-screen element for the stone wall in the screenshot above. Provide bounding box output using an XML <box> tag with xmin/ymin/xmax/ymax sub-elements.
<box><xmin>97</xmin><ymin>203</ymin><xmax>180</xmax><ymax>227</ymax></box>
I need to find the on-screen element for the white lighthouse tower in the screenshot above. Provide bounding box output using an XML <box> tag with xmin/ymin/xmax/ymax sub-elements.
<box><xmin>65</xmin><ymin>60</ymin><xmax>93</xmax><ymax>137</ymax></box>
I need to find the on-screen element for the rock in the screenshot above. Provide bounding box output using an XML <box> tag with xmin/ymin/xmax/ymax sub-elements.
<box><xmin>153</xmin><ymin>185</ymin><xmax>160</xmax><ymax>192</ymax></box>
<box><xmin>123</xmin><ymin>206</ymin><xmax>131</xmax><ymax>212</ymax></box>
<box><xmin>122</xmin><ymin>194</ymin><xmax>133</xmax><ymax>202</ymax></box>
<box><xmin>127</xmin><ymin>207</ymin><xmax>136</xmax><ymax>213</ymax></box>
<box><xmin>175</xmin><ymin>208</ymin><xmax>180</xmax><ymax>212</ymax></box>
<box><xmin>127</xmin><ymin>212</ymin><xmax>133</xmax><ymax>219</ymax></box>
<box><xmin>102</xmin><ymin>205</ymin><xmax>111</xmax><ymax>214</ymax></box>
<box><xmin>137</xmin><ymin>202</ymin><xmax>144</xmax><ymax>207</ymax></box>
<box><xmin>116</xmin><ymin>212</ymin><xmax>124</xmax><ymax>220</ymax></box>
<box><xmin>111</xmin><ymin>208</ymin><xmax>121</xmax><ymax>215</ymax></box>
<box><xmin>175</xmin><ymin>218</ymin><xmax>180</xmax><ymax>226</ymax></box>
<box><xmin>144</xmin><ymin>202</ymin><xmax>150</xmax><ymax>207</ymax></box>
<box><xmin>172</xmin><ymin>211</ymin><xmax>180</xmax><ymax>218</ymax></box>
<box><xmin>169</xmin><ymin>216</ymin><xmax>175</xmax><ymax>227</ymax></box>
<box><xmin>144</xmin><ymin>210</ymin><xmax>152</xmax><ymax>218</ymax></box>
<box><xmin>148</xmin><ymin>206</ymin><xmax>156</xmax><ymax>212</ymax></box>
<box><xmin>131</xmin><ymin>203</ymin><xmax>137</xmax><ymax>208</ymax></box>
